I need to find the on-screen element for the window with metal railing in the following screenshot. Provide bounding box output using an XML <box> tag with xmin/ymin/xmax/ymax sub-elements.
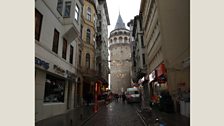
<box><xmin>64</xmin><ymin>1</ymin><xmax>71</xmax><ymax>17</ymax></box>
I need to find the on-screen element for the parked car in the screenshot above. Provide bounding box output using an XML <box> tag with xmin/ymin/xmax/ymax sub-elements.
<box><xmin>125</xmin><ymin>87</ymin><xmax>141</xmax><ymax>103</ymax></box>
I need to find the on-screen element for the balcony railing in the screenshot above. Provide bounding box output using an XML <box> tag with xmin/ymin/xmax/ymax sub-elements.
<box><xmin>80</xmin><ymin>67</ymin><xmax>96</xmax><ymax>76</ymax></box>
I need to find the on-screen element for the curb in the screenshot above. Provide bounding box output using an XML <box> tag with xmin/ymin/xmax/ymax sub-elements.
<box><xmin>80</xmin><ymin>111</ymin><xmax>98</xmax><ymax>126</ymax></box>
<box><xmin>136</xmin><ymin>107</ymin><xmax>152</xmax><ymax>126</ymax></box>
<box><xmin>136</xmin><ymin>110</ymin><xmax>148</xmax><ymax>126</ymax></box>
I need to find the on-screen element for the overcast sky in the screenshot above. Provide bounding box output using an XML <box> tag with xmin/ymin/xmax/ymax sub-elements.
<box><xmin>106</xmin><ymin>0</ymin><xmax>141</xmax><ymax>34</ymax></box>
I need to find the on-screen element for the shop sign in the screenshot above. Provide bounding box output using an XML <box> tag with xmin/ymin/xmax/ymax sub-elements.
<box><xmin>138</xmin><ymin>77</ymin><xmax>145</xmax><ymax>84</ymax></box>
<box><xmin>156</xmin><ymin>64</ymin><xmax>166</xmax><ymax>77</ymax></box>
<box><xmin>35</xmin><ymin>57</ymin><xmax>49</xmax><ymax>70</ymax></box>
<box><xmin>66</xmin><ymin>70</ymin><xmax>76</xmax><ymax>80</ymax></box>
<box><xmin>53</xmin><ymin>65</ymin><xmax>65</xmax><ymax>75</ymax></box>
<box><xmin>149</xmin><ymin>71</ymin><xmax>156</xmax><ymax>83</ymax></box>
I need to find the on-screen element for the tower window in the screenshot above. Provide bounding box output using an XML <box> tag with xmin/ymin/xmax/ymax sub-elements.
<box><xmin>87</xmin><ymin>7</ymin><xmax>91</xmax><ymax>21</ymax></box>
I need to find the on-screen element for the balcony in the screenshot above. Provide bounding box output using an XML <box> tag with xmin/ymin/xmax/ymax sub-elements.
<box><xmin>63</xmin><ymin>22</ymin><xmax>80</xmax><ymax>44</ymax></box>
<box><xmin>80</xmin><ymin>67</ymin><xmax>96</xmax><ymax>76</ymax></box>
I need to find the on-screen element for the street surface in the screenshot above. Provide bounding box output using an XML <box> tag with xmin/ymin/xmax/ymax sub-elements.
<box><xmin>82</xmin><ymin>101</ymin><xmax>144</xmax><ymax>126</ymax></box>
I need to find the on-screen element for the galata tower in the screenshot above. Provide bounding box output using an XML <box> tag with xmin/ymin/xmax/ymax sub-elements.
<box><xmin>109</xmin><ymin>13</ymin><xmax>131</xmax><ymax>94</ymax></box>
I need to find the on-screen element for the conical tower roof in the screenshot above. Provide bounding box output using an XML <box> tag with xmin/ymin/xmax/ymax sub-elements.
<box><xmin>115</xmin><ymin>13</ymin><xmax>126</xmax><ymax>29</ymax></box>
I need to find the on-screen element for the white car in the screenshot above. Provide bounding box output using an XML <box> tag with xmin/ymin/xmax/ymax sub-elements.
<box><xmin>125</xmin><ymin>88</ymin><xmax>141</xmax><ymax>103</ymax></box>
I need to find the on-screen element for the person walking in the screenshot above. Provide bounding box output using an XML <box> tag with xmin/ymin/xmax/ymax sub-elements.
<box><xmin>122</xmin><ymin>92</ymin><xmax>126</xmax><ymax>103</ymax></box>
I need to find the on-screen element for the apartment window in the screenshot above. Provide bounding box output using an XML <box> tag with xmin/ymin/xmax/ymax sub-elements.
<box><xmin>57</xmin><ymin>0</ymin><xmax>63</xmax><ymax>15</ymax></box>
<box><xmin>86</xmin><ymin>53</ymin><xmax>90</xmax><ymax>69</ymax></box>
<box><xmin>142</xmin><ymin>54</ymin><xmax>146</xmax><ymax>65</ymax></box>
<box><xmin>62</xmin><ymin>38</ymin><xmax>67</xmax><ymax>59</ymax></box>
<box><xmin>93</xmin><ymin>14</ymin><xmax>96</xmax><ymax>25</ymax></box>
<box><xmin>35</xmin><ymin>9</ymin><xmax>43</xmax><ymax>41</ymax></box>
<box><xmin>134</xmin><ymin>60</ymin><xmax>136</xmax><ymax>67</ymax></box>
<box><xmin>79</xmin><ymin>50</ymin><xmax>82</xmax><ymax>66</ymax></box>
<box><xmin>69</xmin><ymin>45</ymin><xmax>74</xmax><ymax>64</ymax></box>
<box><xmin>64</xmin><ymin>1</ymin><xmax>71</xmax><ymax>17</ymax></box>
<box><xmin>140</xmin><ymin>14</ymin><xmax>143</xmax><ymax>31</ymax></box>
<box><xmin>74</xmin><ymin>4</ymin><xmax>80</xmax><ymax>21</ymax></box>
<box><xmin>44</xmin><ymin>74</ymin><xmax>65</xmax><ymax>103</ymax></box>
<box><xmin>80</xmin><ymin>24</ymin><xmax>83</xmax><ymax>38</ymax></box>
<box><xmin>87</xmin><ymin>7</ymin><xmax>91</xmax><ymax>21</ymax></box>
<box><xmin>86</xmin><ymin>29</ymin><xmax>91</xmax><ymax>44</ymax></box>
<box><xmin>52</xmin><ymin>29</ymin><xmax>59</xmax><ymax>54</ymax></box>
<box><xmin>141</xmin><ymin>35</ymin><xmax>144</xmax><ymax>48</ymax></box>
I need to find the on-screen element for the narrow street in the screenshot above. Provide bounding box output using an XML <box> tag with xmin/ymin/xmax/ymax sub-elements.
<box><xmin>82</xmin><ymin>101</ymin><xmax>143</xmax><ymax>126</ymax></box>
<box><xmin>34</xmin><ymin>0</ymin><xmax>190</xmax><ymax>126</ymax></box>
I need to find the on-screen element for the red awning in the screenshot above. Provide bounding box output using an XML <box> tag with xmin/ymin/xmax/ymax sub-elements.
<box><xmin>156</xmin><ymin>64</ymin><xmax>166</xmax><ymax>77</ymax></box>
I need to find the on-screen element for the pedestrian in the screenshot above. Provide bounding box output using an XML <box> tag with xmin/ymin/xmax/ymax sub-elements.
<box><xmin>122</xmin><ymin>92</ymin><xmax>126</xmax><ymax>103</ymax></box>
<box><xmin>86</xmin><ymin>92</ymin><xmax>91</xmax><ymax>106</ymax></box>
<box><xmin>115</xmin><ymin>94</ymin><xmax>119</xmax><ymax>102</ymax></box>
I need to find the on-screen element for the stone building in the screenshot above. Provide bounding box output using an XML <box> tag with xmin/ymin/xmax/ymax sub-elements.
<box><xmin>109</xmin><ymin>13</ymin><xmax>132</xmax><ymax>94</ymax></box>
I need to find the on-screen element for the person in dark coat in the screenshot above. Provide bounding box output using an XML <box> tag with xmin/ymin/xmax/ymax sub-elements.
<box><xmin>122</xmin><ymin>92</ymin><xmax>126</xmax><ymax>102</ymax></box>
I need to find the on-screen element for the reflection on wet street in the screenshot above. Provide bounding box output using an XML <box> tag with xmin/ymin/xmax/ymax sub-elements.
<box><xmin>82</xmin><ymin>101</ymin><xmax>143</xmax><ymax>126</ymax></box>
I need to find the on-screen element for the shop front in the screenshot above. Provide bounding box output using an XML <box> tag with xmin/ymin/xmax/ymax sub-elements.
<box><xmin>156</xmin><ymin>63</ymin><xmax>168</xmax><ymax>90</ymax></box>
<box><xmin>148</xmin><ymin>70</ymin><xmax>158</xmax><ymax>106</ymax></box>
<box><xmin>35</xmin><ymin>56</ymin><xmax>77</xmax><ymax>122</ymax></box>
<box><xmin>155</xmin><ymin>63</ymin><xmax>174</xmax><ymax>112</ymax></box>
<box><xmin>138</xmin><ymin>76</ymin><xmax>150</xmax><ymax>108</ymax></box>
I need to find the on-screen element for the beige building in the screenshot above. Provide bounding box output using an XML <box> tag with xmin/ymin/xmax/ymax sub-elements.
<box><xmin>79</xmin><ymin>0</ymin><xmax>98</xmax><ymax>102</ymax></box>
<box><xmin>79</xmin><ymin>0</ymin><xmax>110</xmax><ymax>102</ymax></box>
<box><xmin>35</xmin><ymin>0</ymin><xmax>83</xmax><ymax>125</ymax></box>
<box><xmin>139</xmin><ymin>0</ymin><xmax>190</xmax><ymax>114</ymax></box>
<box><xmin>109</xmin><ymin>13</ymin><xmax>132</xmax><ymax>94</ymax></box>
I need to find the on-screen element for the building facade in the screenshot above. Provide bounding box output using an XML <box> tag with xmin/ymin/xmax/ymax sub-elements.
<box><xmin>128</xmin><ymin>15</ymin><xmax>146</xmax><ymax>84</ymax></box>
<box><xmin>139</xmin><ymin>0</ymin><xmax>190</xmax><ymax>115</ymax></box>
<box><xmin>78</xmin><ymin>0</ymin><xmax>110</xmax><ymax>104</ymax></box>
<box><xmin>95</xmin><ymin>0</ymin><xmax>110</xmax><ymax>91</ymax></box>
<box><xmin>127</xmin><ymin>20</ymin><xmax>136</xmax><ymax>84</ymax></box>
<box><xmin>35</xmin><ymin>0</ymin><xmax>83</xmax><ymax>125</ymax></box>
<box><xmin>109</xmin><ymin>13</ymin><xmax>132</xmax><ymax>94</ymax></box>
<box><xmin>79</xmin><ymin>0</ymin><xmax>98</xmax><ymax>103</ymax></box>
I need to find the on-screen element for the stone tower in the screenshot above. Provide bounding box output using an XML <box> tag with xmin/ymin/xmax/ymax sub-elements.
<box><xmin>109</xmin><ymin>13</ymin><xmax>131</xmax><ymax>94</ymax></box>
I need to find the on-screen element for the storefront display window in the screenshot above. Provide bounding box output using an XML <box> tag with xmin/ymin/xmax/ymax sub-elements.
<box><xmin>44</xmin><ymin>74</ymin><xmax>65</xmax><ymax>103</ymax></box>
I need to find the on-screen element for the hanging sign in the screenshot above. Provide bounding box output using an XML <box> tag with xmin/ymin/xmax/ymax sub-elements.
<box><xmin>53</xmin><ymin>65</ymin><xmax>65</xmax><ymax>75</ymax></box>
